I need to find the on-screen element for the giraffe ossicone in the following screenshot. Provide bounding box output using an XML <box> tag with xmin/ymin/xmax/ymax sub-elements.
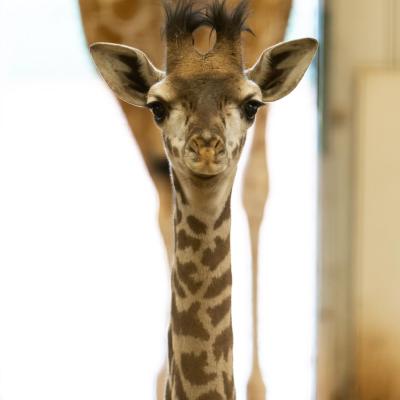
<box><xmin>89</xmin><ymin>0</ymin><xmax>317</xmax><ymax>398</ymax></box>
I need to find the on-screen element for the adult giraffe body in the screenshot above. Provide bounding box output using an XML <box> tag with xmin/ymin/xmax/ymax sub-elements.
<box><xmin>79</xmin><ymin>1</ymin><xmax>300</xmax><ymax>399</ymax></box>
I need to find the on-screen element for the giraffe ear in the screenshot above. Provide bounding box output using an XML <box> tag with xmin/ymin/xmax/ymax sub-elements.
<box><xmin>247</xmin><ymin>38</ymin><xmax>318</xmax><ymax>102</ymax></box>
<box><xmin>90</xmin><ymin>42</ymin><xmax>165</xmax><ymax>107</ymax></box>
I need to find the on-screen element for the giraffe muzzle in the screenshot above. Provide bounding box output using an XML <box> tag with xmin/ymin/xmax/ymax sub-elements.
<box><xmin>184</xmin><ymin>134</ymin><xmax>227</xmax><ymax>176</ymax></box>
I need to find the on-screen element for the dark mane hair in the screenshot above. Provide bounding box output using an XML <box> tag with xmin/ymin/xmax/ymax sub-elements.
<box><xmin>162</xmin><ymin>0</ymin><xmax>206</xmax><ymax>41</ymax></box>
<box><xmin>205</xmin><ymin>0</ymin><xmax>253</xmax><ymax>39</ymax></box>
<box><xmin>162</xmin><ymin>0</ymin><xmax>252</xmax><ymax>42</ymax></box>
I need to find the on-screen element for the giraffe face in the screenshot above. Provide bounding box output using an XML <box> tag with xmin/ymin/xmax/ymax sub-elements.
<box><xmin>90</xmin><ymin>37</ymin><xmax>317</xmax><ymax>177</ymax></box>
<box><xmin>146</xmin><ymin>71</ymin><xmax>263</xmax><ymax>178</ymax></box>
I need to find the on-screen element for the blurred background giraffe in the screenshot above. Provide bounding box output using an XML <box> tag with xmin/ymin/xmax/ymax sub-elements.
<box><xmin>78</xmin><ymin>1</ymin><xmax>292</xmax><ymax>399</ymax></box>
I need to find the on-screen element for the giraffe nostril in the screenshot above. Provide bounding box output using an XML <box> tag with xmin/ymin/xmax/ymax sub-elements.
<box><xmin>216</xmin><ymin>148</ymin><xmax>225</xmax><ymax>157</ymax></box>
<box><xmin>210</xmin><ymin>138</ymin><xmax>220</xmax><ymax>149</ymax></box>
<box><xmin>189</xmin><ymin>140</ymin><xmax>199</xmax><ymax>153</ymax></box>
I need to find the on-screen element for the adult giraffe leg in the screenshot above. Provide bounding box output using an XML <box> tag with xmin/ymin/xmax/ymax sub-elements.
<box><xmin>78</xmin><ymin>1</ymin><xmax>172</xmax><ymax>398</ymax></box>
<box><xmin>243</xmin><ymin>0</ymin><xmax>293</xmax><ymax>397</ymax></box>
<box><xmin>119</xmin><ymin>101</ymin><xmax>172</xmax><ymax>400</ymax></box>
<box><xmin>242</xmin><ymin>106</ymin><xmax>269</xmax><ymax>400</ymax></box>
<box><xmin>119</xmin><ymin>101</ymin><xmax>173</xmax><ymax>260</ymax></box>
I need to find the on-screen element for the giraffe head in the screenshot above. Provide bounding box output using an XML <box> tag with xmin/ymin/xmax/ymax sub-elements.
<box><xmin>90</xmin><ymin>0</ymin><xmax>317</xmax><ymax>180</ymax></box>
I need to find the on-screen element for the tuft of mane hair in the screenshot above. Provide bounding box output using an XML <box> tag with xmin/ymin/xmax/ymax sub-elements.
<box><xmin>205</xmin><ymin>0</ymin><xmax>253</xmax><ymax>40</ymax></box>
<box><xmin>162</xmin><ymin>0</ymin><xmax>207</xmax><ymax>41</ymax></box>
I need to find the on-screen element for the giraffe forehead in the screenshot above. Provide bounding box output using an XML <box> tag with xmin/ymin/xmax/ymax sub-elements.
<box><xmin>163</xmin><ymin>72</ymin><xmax>247</xmax><ymax>106</ymax></box>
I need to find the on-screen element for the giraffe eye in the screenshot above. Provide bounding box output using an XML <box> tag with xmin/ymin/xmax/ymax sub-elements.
<box><xmin>243</xmin><ymin>100</ymin><xmax>264</xmax><ymax>121</ymax></box>
<box><xmin>147</xmin><ymin>101</ymin><xmax>167</xmax><ymax>123</ymax></box>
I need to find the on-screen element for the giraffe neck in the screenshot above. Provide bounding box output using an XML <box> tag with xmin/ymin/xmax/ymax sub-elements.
<box><xmin>167</xmin><ymin>170</ymin><xmax>236</xmax><ymax>400</ymax></box>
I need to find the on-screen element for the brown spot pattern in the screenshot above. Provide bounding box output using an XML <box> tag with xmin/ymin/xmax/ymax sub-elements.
<box><xmin>201</xmin><ymin>235</ymin><xmax>230</xmax><ymax>270</ymax></box>
<box><xmin>172</xmin><ymin>296</ymin><xmax>210</xmax><ymax>340</ymax></box>
<box><xmin>174</xmin><ymin>366</ymin><xmax>189</xmax><ymax>400</ymax></box>
<box><xmin>214</xmin><ymin>195</ymin><xmax>231</xmax><ymax>230</ymax></box>
<box><xmin>197</xmin><ymin>390</ymin><xmax>224</xmax><ymax>400</ymax></box>
<box><xmin>112</xmin><ymin>0</ymin><xmax>139</xmax><ymax>20</ymax></box>
<box><xmin>181</xmin><ymin>352</ymin><xmax>217</xmax><ymax>385</ymax></box>
<box><xmin>203</xmin><ymin>269</ymin><xmax>232</xmax><ymax>299</ymax></box>
<box><xmin>177</xmin><ymin>260</ymin><xmax>203</xmax><ymax>294</ymax></box>
<box><xmin>207</xmin><ymin>296</ymin><xmax>231</xmax><ymax>326</ymax></box>
<box><xmin>187</xmin><ymin>215</ymin><xmax>207</xmax><ymax>235</ymax></box>
<box><xmin>213</xmin><ymin>327</ymin><xmax>233</xmax><ymax>362</ymax></box>
<box><xmin>173</xmin><ymin>270</ymin><xmax>187</xmax><ymax>298</ymax></box>
<box><xmin>177</xmin><ymin>229</ymin><xmax>201</xmax><ymax>252</ymax></box>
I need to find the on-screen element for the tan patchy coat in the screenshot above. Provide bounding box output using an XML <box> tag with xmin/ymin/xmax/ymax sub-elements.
<box><xmin>78</xmin><ymin>1</ymin><xmax>311</xmax><ymax>399</ymax></box>
<box><xmin>78</xmin><ymin>0</ymin><xmax>292</xmax><ymax>259</ymax></box>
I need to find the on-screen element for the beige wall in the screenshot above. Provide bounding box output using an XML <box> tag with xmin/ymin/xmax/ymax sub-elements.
<box><xmin>317</xmin><ymin>0</ymin><xmax>400</xmax><ymax>399</ymax></box>
<box><xmin>354</xmin><ymin>70</ymin><xmax>400</xmax><ymax>400</ymax></box>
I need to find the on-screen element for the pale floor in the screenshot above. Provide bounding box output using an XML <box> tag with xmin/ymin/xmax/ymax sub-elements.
<box><xmin>0</xmin><ymin>76</ymin><xmax>317</xmax><ymax>400</ymax></box>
